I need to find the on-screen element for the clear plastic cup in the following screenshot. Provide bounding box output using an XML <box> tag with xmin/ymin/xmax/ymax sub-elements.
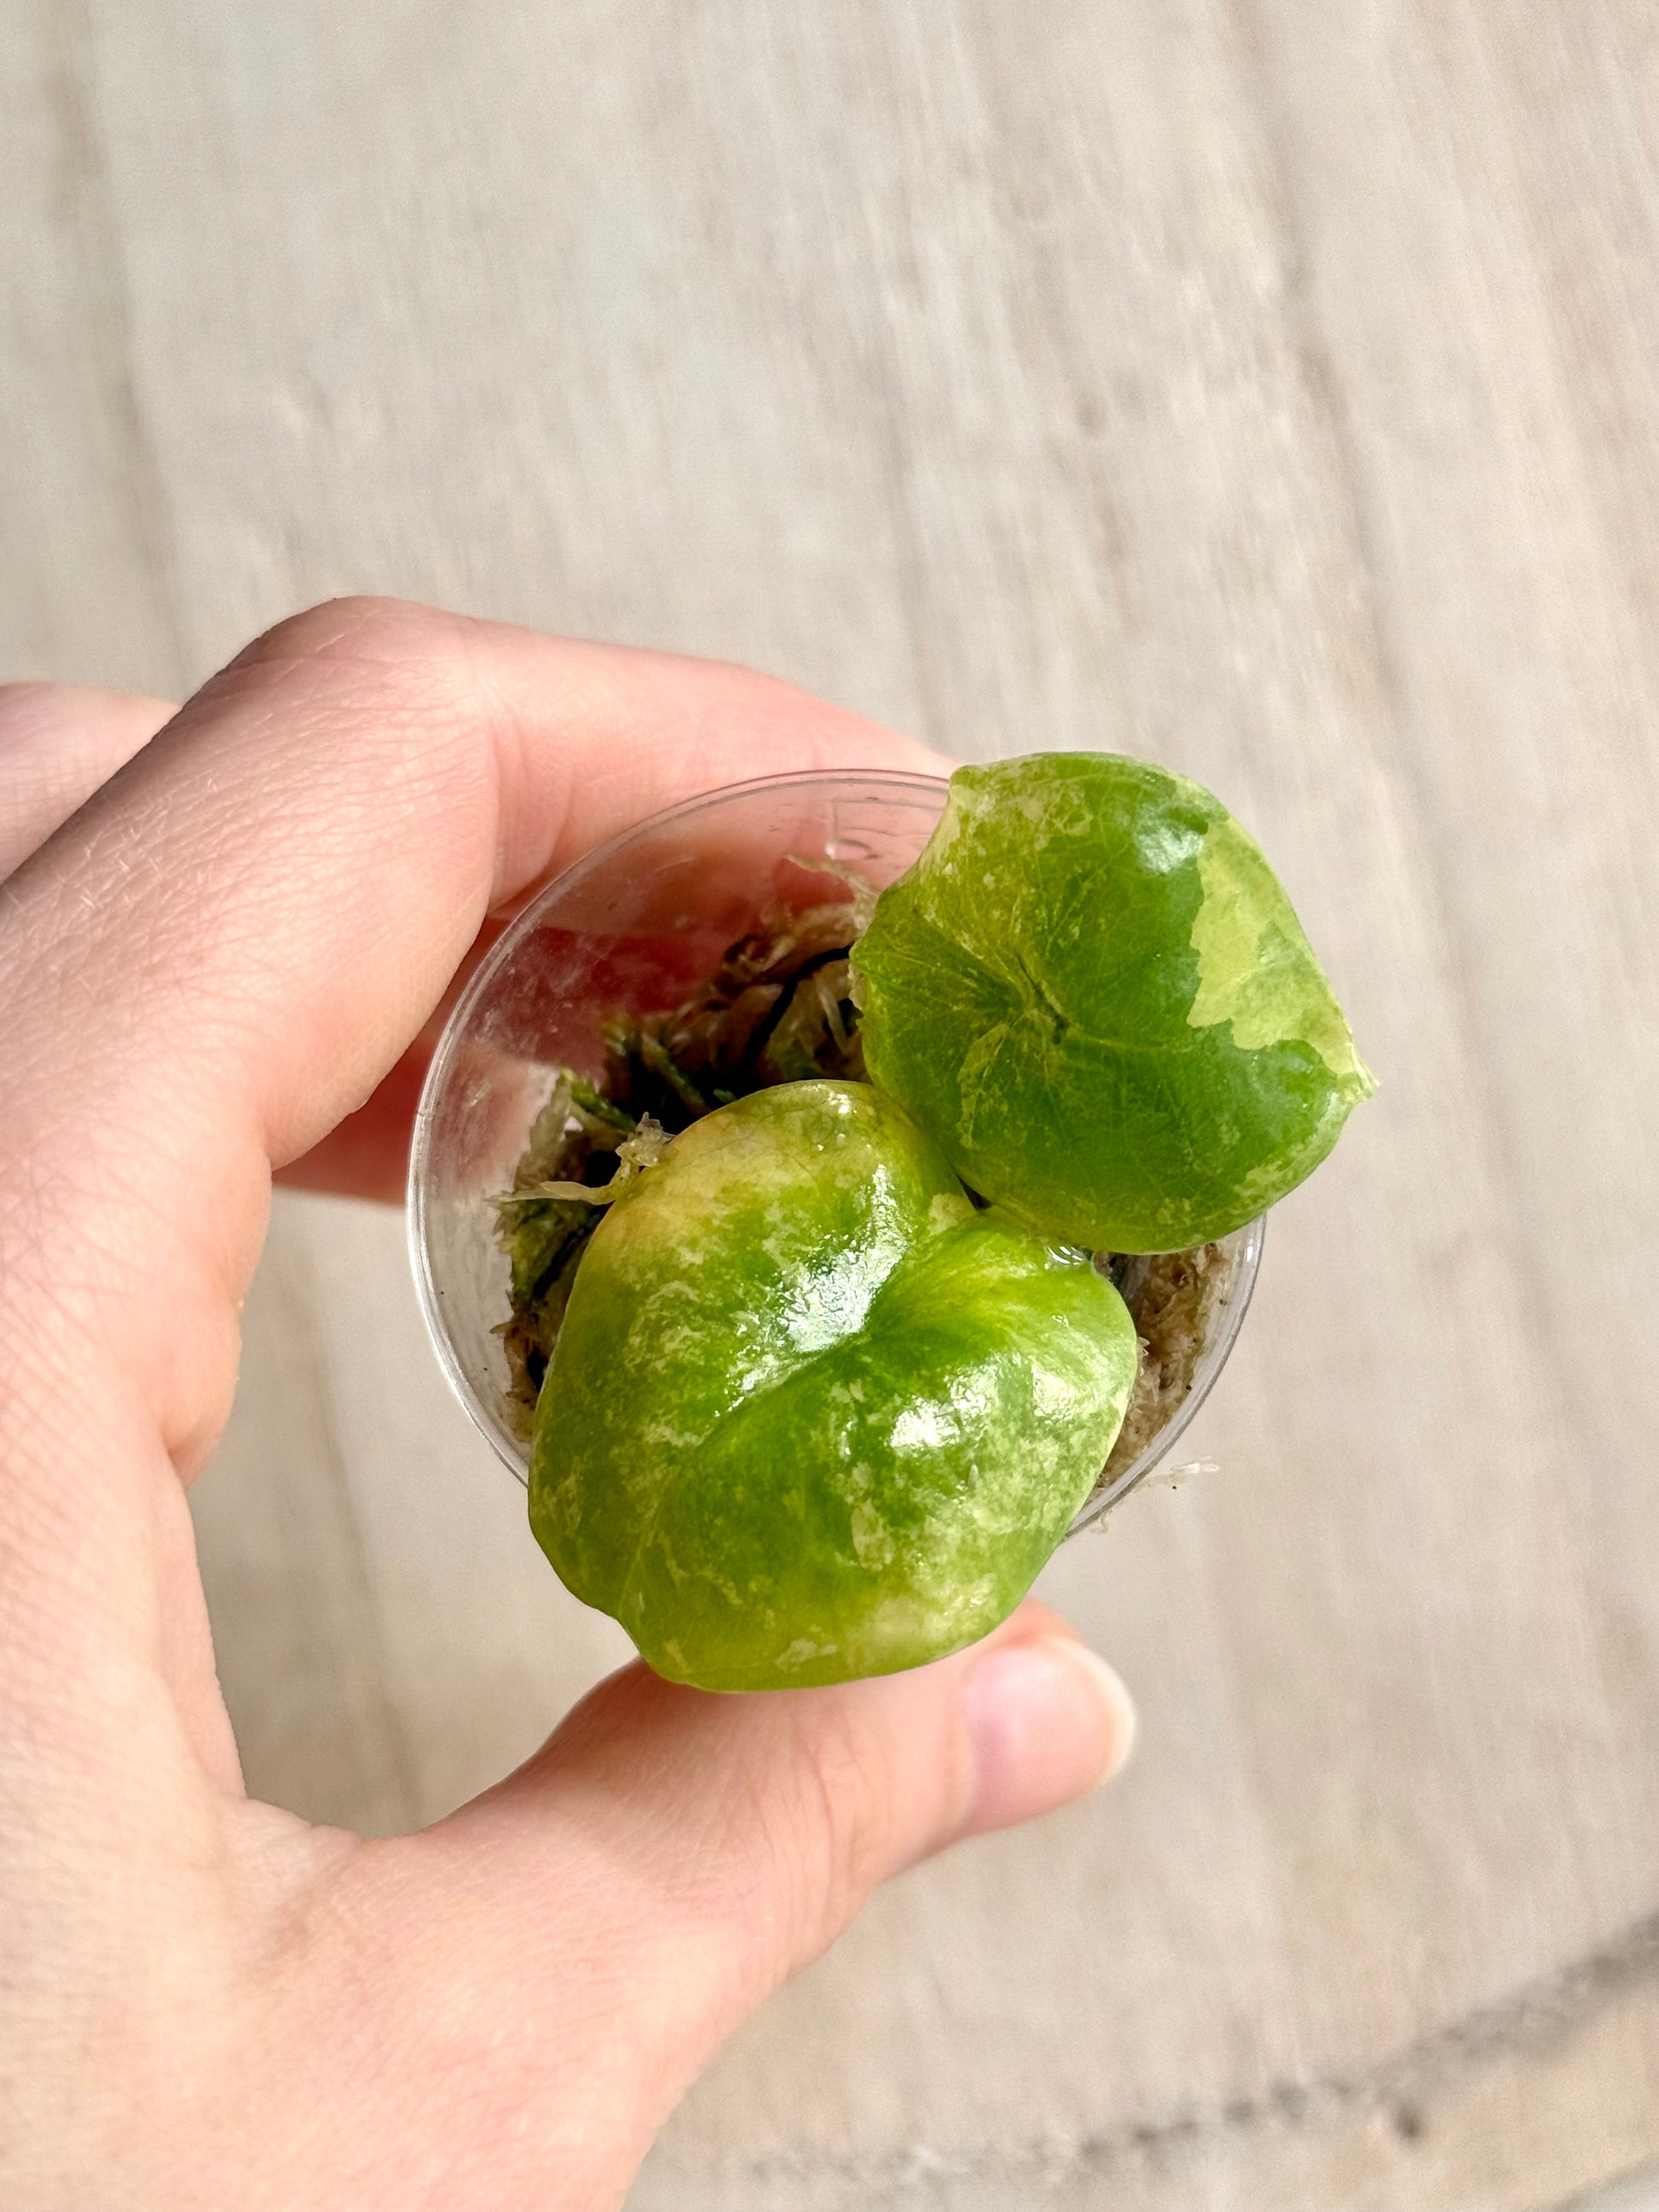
<box><xmin>408</xmin><ymin>768</ymin><xmax>1263</xmax><ymax>1533</ymax></box>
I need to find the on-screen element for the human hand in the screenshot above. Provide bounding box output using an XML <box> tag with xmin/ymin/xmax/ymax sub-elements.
<box><xmin>0</xmin><ymin>601</ymin><xmax>1135</xmax><ymax>2211</ymax></box>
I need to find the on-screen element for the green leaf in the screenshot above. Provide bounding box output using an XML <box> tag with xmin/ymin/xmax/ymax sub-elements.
<box><xmin>853</xmin><ymin>753</ymin><xmax>1373</xmax><ymax>1252</ymax></box>
<box><xmin>529</xmin><ymin>1081</ymin><xmax>1137</xmax><ymax>1690</ymax></box>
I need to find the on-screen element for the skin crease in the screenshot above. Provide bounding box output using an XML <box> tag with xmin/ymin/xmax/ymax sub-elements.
<box><xmin>0</xmin><ymin>604</ymin><xmax>1135</xmax><ymax>2212</ymax></box>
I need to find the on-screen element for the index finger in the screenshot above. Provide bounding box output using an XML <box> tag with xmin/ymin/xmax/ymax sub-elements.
<box><xmin>0</xmin><ymin>598</ymin><xmax>950</xmax><ymax>1465</ymax></box>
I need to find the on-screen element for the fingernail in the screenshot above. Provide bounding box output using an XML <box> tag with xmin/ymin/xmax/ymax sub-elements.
<box><xmin>958</xmin><ymin>1636</ymin><xmax>1136</xmax><ymax>1838</ymax></box>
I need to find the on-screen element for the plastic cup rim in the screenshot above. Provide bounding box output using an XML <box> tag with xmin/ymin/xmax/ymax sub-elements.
<box><xmin>407</xmin><ymin>765</ymin><xmax>1265</xmax><ymax>1541</ymax></box>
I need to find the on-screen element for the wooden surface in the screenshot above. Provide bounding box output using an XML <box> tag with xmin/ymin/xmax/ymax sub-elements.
<box><xmin>6</xmin><ymin>3</ymin><xmax>1659</xmax><ymax>2205</ymax></box>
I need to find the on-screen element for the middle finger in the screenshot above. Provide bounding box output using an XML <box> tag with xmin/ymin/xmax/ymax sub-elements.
<box><xmin>0</xmin><ymin>682</ymin><xmax>177</xmax><ymax>880</ymax></box>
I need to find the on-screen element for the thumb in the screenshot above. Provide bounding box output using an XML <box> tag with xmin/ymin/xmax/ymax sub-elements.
<box><xmin>399</xmin><ymin>1601</ymin><xmax>1132</xmax><ymax>2153</ymax></box>
<box><xmin>215</xmin><ymin>1606</ymin><xmax>1132</xmax><ymax>2210</ymax></box>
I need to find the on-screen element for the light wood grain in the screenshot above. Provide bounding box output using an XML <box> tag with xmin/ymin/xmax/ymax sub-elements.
<box><xmin>6</xmin><ymin>1</ymin><xmax>1659</xmax><ymax>2205</ymax></box>
<box><xmin>1558</xmin><ymin>2169</ymin><xmax>1659</xmax><ymax>2212</ymax></box>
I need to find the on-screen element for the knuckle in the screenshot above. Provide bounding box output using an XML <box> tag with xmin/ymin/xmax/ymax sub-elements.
<box><xmin>777</xmin><ymin>1701</ymin><xmax>893</xmax><ymax>1942</ymax></box>
<box><xmin>674</xmin><ymin>1702</ymin><xmax>898</xmax><ymax>1981</ymax></box>
<box><xmin>220</xmin><ymin>597</ymin><xmax>471</xmax><ymax>690</ymax></box>
<box><xmin>188</xmin><ymin>602</ymin><xmax>488</xmax><ymax>786</ymax></box>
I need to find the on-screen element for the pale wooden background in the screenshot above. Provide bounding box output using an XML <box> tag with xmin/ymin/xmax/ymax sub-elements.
<box><xmin>6</xmin><ymin>3</ymin><xmax>1659</xmax><ymax>2207</ymax></box>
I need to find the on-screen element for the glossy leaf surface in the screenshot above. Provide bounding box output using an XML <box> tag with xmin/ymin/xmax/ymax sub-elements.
<box><xmin>854</xmin><ymin>754</ymin><xmax>1373</xmax><ymax>1251</ymax></box>
<box><xmin>529</xmin><ymin>1081</ymin><xmax>1136</xmax><ymax>1690</ymax></box>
